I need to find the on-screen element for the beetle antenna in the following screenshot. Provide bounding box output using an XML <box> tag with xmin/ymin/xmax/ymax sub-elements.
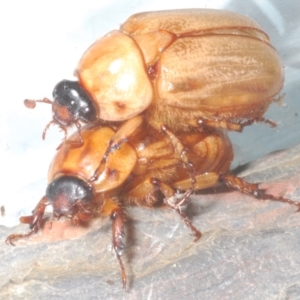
<box><xmin>24</xmin><ymin>98</ymin><xmax>53</xmax><ymax>109</ymax></box>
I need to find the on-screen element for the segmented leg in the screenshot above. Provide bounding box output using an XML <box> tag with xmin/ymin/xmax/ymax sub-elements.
<box><xmin>5</xmin><ymin>196</ymin><xmax>49</xmax><ymax>245</ymax></box>
<box><xmin>194</xmin><ymin>116</ymin><xmax>277</xmax><ymax>132</ymax></box>
<box><xmin>100</xmin><ymin>198</ymin><xmax>127</xmax><ymax>289</ymax></box>
<box><xmin>151</xmin><ymin>179</ymin><xmax>201</xmax><ymax>241</ymax></box>
<box><xmin>149</xmin><ymin>120</ymin><xmax>196</xmax><ymax>189</ymax></box>
<box><xmin>70</xmin><ymin>201</ymin><xmax>94</xmax><ymax>226</ymax></box>
<box><xmin>174</xmin><ymin>171</ymin><xmax>300</xmax><ymax>210</ymax></box>
<box><xmin>91</xmin><ymin>115</ymin><xmax>143</xmax><ymax>182</ymax></box>
<box><xmin>166</xmin><ymin>189</ymin><xmax>202</xmax><ymax>241</ymax></box>
<box><xmin>221</xmin><ymin>174</ymin><xmax>300</xmax><ymax>210</ymax></box>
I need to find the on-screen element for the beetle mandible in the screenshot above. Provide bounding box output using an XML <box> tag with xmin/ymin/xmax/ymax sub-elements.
<box><xmin>6</xmin><ymin>117</ymin><xmax>298</xmax><ymax>288</ymax></box>
<box><xmin>24</xmin><ymin>9</ymin><xmax>283</xmax><ymax>146</ymax></box>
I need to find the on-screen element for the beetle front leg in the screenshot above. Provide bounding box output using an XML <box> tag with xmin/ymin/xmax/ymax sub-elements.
<box><xmin>100</xmin><ymin>198</ymin><xmax>127</xmax><ymax>289</ymax></box>
<box><xmin>6</xmin><ymin>196</ymin><xmax>49</xmax><ymax>245</ymax></box>
<box><xmin>70</xmin><ymin>201</ymin><xmax>94</xmax><ymax>226</ymax></box>
<box><xmin>91</xmin><ymin>115</ymin><xmax>143</xmax><ymax>182</ymax></box>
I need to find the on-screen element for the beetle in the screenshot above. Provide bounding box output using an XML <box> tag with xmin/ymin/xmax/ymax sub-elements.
<box><xmin>6</xmin><ymin>116</ymin><xmax>298</xmax><ymax>288</ymax></box>
<box><xmin>24</xmin><ymin>9</ymin><xmax>283</xmax><ymax>146</ymax></box>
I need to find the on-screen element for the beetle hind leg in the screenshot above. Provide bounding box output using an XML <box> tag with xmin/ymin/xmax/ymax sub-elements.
<box><xmin>221</xmin><ymin>174</ymin><xmax>300</xmax><ymax>210</ymax></box>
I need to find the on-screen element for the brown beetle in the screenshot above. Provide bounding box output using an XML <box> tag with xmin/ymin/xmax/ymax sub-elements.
<box><xmin>25</xmin><ymin>9</ymin><xmax>283</xmax><ymax>145</ymax></box>
<box><xmin>6</xmin><ymin>116</ymin><xmax>298</xmax><ymax>288</ymax></box>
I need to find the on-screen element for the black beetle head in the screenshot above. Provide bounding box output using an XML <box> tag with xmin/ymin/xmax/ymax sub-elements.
<box><xmin>46</xmin><ymin>176</ymin><xmax>94</xmax><ymax>216</ymax></box>
<box><xmin>52</xmin><ymin>80</ymin><xmax>98</xmax><ymax>126</ymax></box>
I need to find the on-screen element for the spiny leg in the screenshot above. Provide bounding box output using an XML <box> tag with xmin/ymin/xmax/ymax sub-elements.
<box><xmin>6</xmin><ymin>196</ymin><xmax>49</xmax><ymax>245</ymax></box>
<box><xmin>149</xmin><ymin>120</ymin><xmax>196</xmax><ymax>189</ymax></box>
<box><xmin>91</xmin><ymin>115</ymin><xmax>143</xmax><ymax>182</ymax></box>
<box><xmin>151</xmin><ymin>179</ymin><xmax>201</xmax><ymax>241</ymax></box>
<box><xmin>101</xmin><ymin>198</ymin><xmax>127</xmax><ymax>289</ymax></box>
<box><xmin>70</xmin><ymin>201</ymin><xmax>94</xmax><ymax>226</ymax></box>
<box><xmin>221</xmin><ymin>174</ymin><xmax>300</xmax><ymax>210</ymax></box>
<box><xmin>194</xmin><ymin>117</ymin><xmax>277</xmax><ymax>132</ymax></box>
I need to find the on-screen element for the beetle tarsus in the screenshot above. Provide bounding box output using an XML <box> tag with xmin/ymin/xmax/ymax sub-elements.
<box><xmin>111</xmin><ymin>207</ymin><xmax>127</xmax><ymax>288</ymax></box>
<box><xmin>221</xmin><ymin>174</ymin><xmax>300</xmax><ymax>210</ymax></box>
<box><xmin>165</xmin><ymin>189</ymin><xmax>193</xmax><ymax>213</ymax></box>
<box><xmin>165</xmin><ymin>190</ymin><xmax>202</xmax><ymax>241</ymax></box>
<box><xmin>174</xmin><ymin>208</ymin><xmax>202</xmax><ymax>242</ymax></box>
<box><xmin>116</xmin><ymin>252</ymin><xmax>127</xmax><ymax>290</ymax></box>
<box><xmin>239</xmin><ymin>117</ymin><xmax>277</xmax><ymax>130</ymax></box>
<box><xmin>6</xmin><ymin>196</ymin><xmax>49</xmax><ymax>245</ymax></box>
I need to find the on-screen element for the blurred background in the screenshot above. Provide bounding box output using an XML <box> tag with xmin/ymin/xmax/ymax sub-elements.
<box><xmin>0</xmin><ymin>0</ymin><xmax>299</xmax><ymax>226</ymax></box>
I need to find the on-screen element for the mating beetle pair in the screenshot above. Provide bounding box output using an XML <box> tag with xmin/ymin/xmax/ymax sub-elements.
<box><xmin>8</xmin><ymin>9</ymin><xmax>294</xmax><ymax>289</ymax></box>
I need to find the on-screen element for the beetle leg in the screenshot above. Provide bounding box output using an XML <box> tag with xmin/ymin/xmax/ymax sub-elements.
<box><xmin>63</xmin><ymin>121</ymin><xmax>84</xmax><ymax>149</ymax></box>
<box><xmin>169</xmin><ymin>197</ymin><xmax>202</xmax><ymax>242</ymax></box>
<box><xmin>165</xmin><ymin>189</ymin><xmax>193</xmax><ymax>213</ymax></box>
<box><xmin>110</xmin><ymin>115</ymin><xmax>143</xmax><ymax>147</ymax></box>
<box><xmin>90</xmin><ymin>115</ymin><xmax>143</xmax><ymax>182</ymax></box>
<box><xmin>195</xmin><ymin>117</ymin><xmax>276</xmax><ymax>132</ymax></box>
<box><xmin>238</xmin><ymin>117</ymin><xmax>277</xmax><ymax>130</ymax></box>
<box><xmin>70</xmin><ymin>201</ymin><xmax>94</xmax><ymax>226</ymax></box>
<box><xmin>220</xmin><ymin>174</ymin><xmax>300</xmax><ymax>210</ymax></box>
<box><xmin>151</xmin><ymin>179</ymin><xmax>201</xmax><ymax>241</ymax></box>
<box><xmin>149</xmin><ymin>120</ymin><xmax>196</xmax><ymax>189</ymax></box>
<box><xmin>5</xmin><ymin>196</ymin><xmax>49</xmax><ymax>246</ymax></box>
<box><xmin>101</xmin><ymin>198</ymin><xmax>127</xmax><ymax>289</ymax></box>
<box><xmin>41</xmin><ymin>120</ymin><xmax>70</xmax><ymax>151</ymax></box>
<box><xmin>175</xmin><ymin>172</ymin><xmax>300</xmax><ymax>210</ymax></box>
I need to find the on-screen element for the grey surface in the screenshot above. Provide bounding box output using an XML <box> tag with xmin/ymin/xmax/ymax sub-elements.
<box><xmin>1</xmin><ymin>144</ymin><xmax>300</xmax><ymax>299</ymax></box>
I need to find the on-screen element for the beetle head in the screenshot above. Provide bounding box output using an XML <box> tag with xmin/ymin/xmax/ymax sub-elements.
<box><xmin>46</xmin><ymin>175</ymin><xmax>94</xmax><ymax>217</ymax></box>
<box><xmin>24</xmin><ymin>80</ymin><xmax>98</xmax><ymax>147</ymax></box>
<box><xmin>52</xmin><ymin>80</ymin><xmax>98</xmax><ymax>126</ymax></box>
